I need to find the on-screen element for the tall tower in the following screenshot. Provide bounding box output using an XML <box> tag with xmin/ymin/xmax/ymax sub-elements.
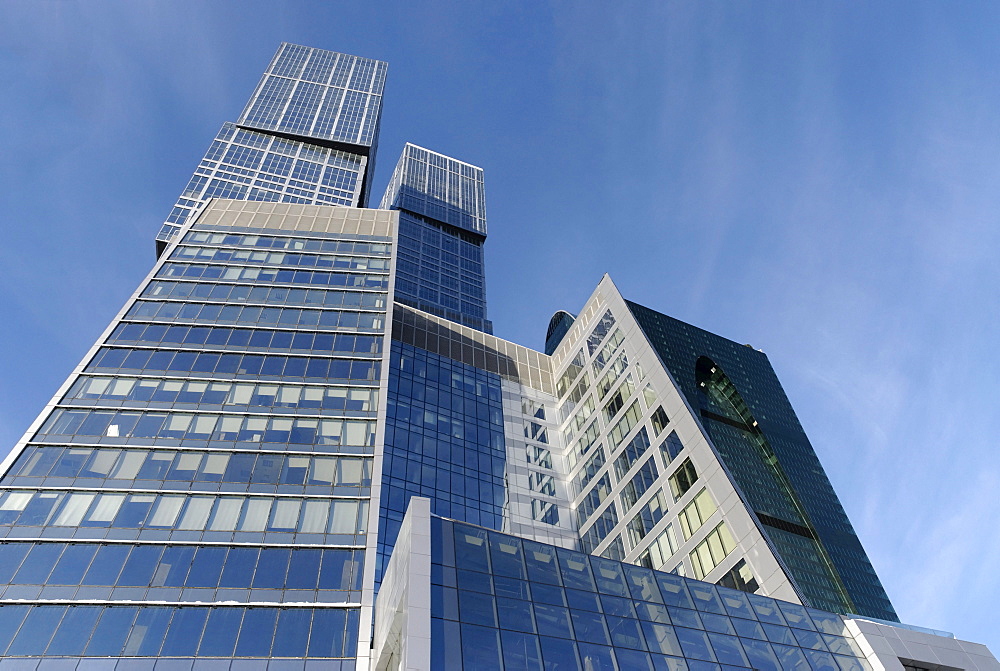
<box><xmin>155</xmin><ymin>43</ymin><xmax>388</xmax><ymax>249</ymax></box>
<box><xmin>380</xmin><ymin>144</ymin><xmax>490</xmax><ymax>333</ymax></box>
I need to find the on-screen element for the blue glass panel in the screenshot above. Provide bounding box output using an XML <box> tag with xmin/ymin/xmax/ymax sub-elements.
<box><xmin>501</xmin><ymin>630</ymin><xmax>542</xmax><ymax>670</ymax></box>
<box><xmin>557</xmin><ymin>548</ymin><xmax>596</xmax><ymax>591</ymax></box>
<box><xmin>607</xmin><ymin>614</ymin><xmax>646</xmax><ymax>650</ymax></box>
<box><xmin>748</xmin><ymin>594</ymin><xmax>787</xmax><ymax>625</ymax></box>
<box><xmin>460</xmin><ymin>623</ymin><xmax>501</xmax><ymax>669</ymax></box>
<box><xmin>531</xmin><ymin>583</ymin><xmax>566</xmax><ymax>607</ymax></box>
<box><xmin>431</xmin><ymin>617</ymin><xmax>463</xmax><ymax>671</ymax></box>
<box><xmin>186</xmin><ymin>546</ymin><xmax>227</xmax><ymax>588</ymax></box>
<box><xmin>577</xmin><ymin>642</ymin><xmax>617</xmax><ymax>671</ymax></box>
<box><xmin>13</xmin><ymin>543</ymin><xmax>62</xmax><ymax>583</ymax></box>
<box><xmin>219</xmin><ymin>547</ymin><xmax>259</xmax><ymax>588</ymax></box>
<box><xmin>676</xmin><ymin>626</ymin><xmax>717</xmax><ymax>661</ymax></box>
<box><xmin>307</xmin><ymin>609</ymin><xmax>346</xmax><ymax>657</ymax></box>
<box><xmin>616</xmin><ymin>648</ymin><xmax>656</xmax><ymax>670</ymax></box>
<box><xmin>700</xmin><ymin>612</ymin><xmax>736</xmax><ymax>635</ymax></box>
<box><xmin>591</xmin><ymin>556</ymin><xmax>629</xmax><ymax>597</ymax></box>
<box><xmin>566</xmin><ymin>588</ymin><xmax>601</xmax><ymax>612</ymax></box>
<box><xmin>625</xmin><ymin>565</ymin><xmax>663</xmax><ymax>604</ymax></box>
<box><xmin>778</xmin><ymin>601</ymin><xmax>816</xmax><ymax>631</ymax></box>
<box><xmin>773</xmin><ymin>643</ymin><xmax>812</xmax><ymax>670</ymax></box>
<box><xmin>8</xmin><ymin>606</ymin><xmax>65</xmax><ymax>655</ymax></box>
<box><xmin>494</xmin><ymin>576</ymin><xmax>529</xmax><ymax>600</ymax></box>
<box><xmin>571</xmin><ymin>609</ymin><xmax>610</xmax><ymax>645</ymax></box>
<box><xmin>0</xmin><ymin>605</ymin><xmax>30</xmax><ymax>655</ymax></box>
<box><xmin>119</xmin><ymin>545</ymin><xmax>164</xmax><ymax>586</ymax></box>
<box><xmin>792</xmin><ymin>628</ymin><xmax>828</xmax><ymax>651</ymax></box>
<box><xmin>453</xmin><ymin>526</ymin><xmax>490</xmax><ymax>573</ymax></box>
<box><xmin>157</xmin><ymin>546</ymin><xmax>195</xmax><ymax>587</ymax></box>
<box><xmin>533</xmin><ymin>603</ymin><xmax>573</xmax><ymax>639</ymax></box>
<box><xmin>741</xmin><ymin>638</ymin><xmax>782</xmax><ymax>671</ymax></box>
<box><xmin>489</xmin><ymin>532</ymin><xmax>525</xmax><ymax>579</ymax></box>
<box><xmin>126</xmin><ymin>607</ymin><xmax>172</xmax><ymax>656</ymax></box>
<box><xmin>272</xmin><ymin>609</ymin><xmax>311</xmax><ymax>657</ymax></box>
<box><xmin>83</xmin><ymin>545</ymin><xmax>130</xmax><ymax>585</ymax></box>
<box><xmin>669</xmin><ymin>606</ymin><xmax>703</xmax><ymax>629</ymax></box>
<box><xmin>319</xmin><ymin>549</ymin><xmax>358</xmax><ymax>590</ymax></box>
<box><xmin>46</xmin><ymin>605</ymin><xmax>102</xmax><ymax>655</ymax></box>
<box><xmin>656</xmin><ymin>572</ymin><xmax>695</xmax><ymax>609</ymax></box>
<box><xmin>458</xmin><ymin>590</ymin><xmax>497</xmax><ymax>627</ymax></box>
<box><xmin>523</xmin><ymin>541</ymin><xmax>560</xmax><ymax>585</ymax></box>
<box><xmin>235</xmin><ymin>608</ymin><xmax>277</xmax><ymax>657</ymax></box>
<box><xmin>0</xmin><ymin>545</ymin><xmax>29</xmax><ymax>582</ymax></box>
<box><xmin>86</xmin><ymin>606</ymin><xmax>138</xmax><ymax>656</ymax></box>
<box><xmin>708</xmin><ymin>632</ymin><xmax>750</xmax><ymax>667</ymax></box>
<box><xmin>197</xmin><ymin>608</ymin><xmax>243</xmax><ymax>657</ymax></box>
<box><xmin>539</xmin><ymin>635</ymin><xmax>579</xmax><ymax>671</ymax></box>
<box><xmin>287</xmin><ymin>549</ymin><xmax>321</xmax><ymax>589</ymax></box>
<box><xmin>717</xmin><ymin>588</ymin><xmax>756</xmax><ymax>620</ymax></box>
<box><xmin>497</xmin><ymin>597</ymin><xmax>534</xmax><ymax>634</ymax></box>
<box><xmin>763</xmin><ymin>622</ymin><xmax>797</xmax><ymax>646</ymax></box>
<box><xmin>161</xmin><ymin>608</ymin><xmax>208</xmax><ymax>656</ymax></box>
<box><xmin>252</xmin><ymin>548</ymin><xmax>291</xmax><ymax>588</ymax></box>
<box><xmin>804</xmin><ymin>649</ymin><xmax>840</xmax><ymax>671</ymax></box>
<box><xmin>641</xmin><ymin>621</ymin><xmax>683</xmax><ymax>657</ymax></box>
<box><xmin>636</xmin><ymin>602</ymin><xmax>670</xmax><ymax>625</ymax></box>
<box><xmin>686</xmin><ymin>581</ymin><xmax>726</xmax><ymax>614</ymax></box>
<box><xmin>731</xmin><ymin>617</ymin><xmax>766</xmax><ymax>640</ymax></box>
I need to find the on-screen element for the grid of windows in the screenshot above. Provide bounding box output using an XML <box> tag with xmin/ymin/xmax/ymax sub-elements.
<box><xmin>157</xmin><ymin>261</ymin><xmax>389</xmax><ymax>290</ymax></box>
<box><xmin>0</xmin><ymin>604</ymin><xmax>360</xmax><ymax>659</ymax></box>
<box><xmin>3</xmin><ymin>209</ymin><xmax>390</xmax><ymax>666</ymax></box>
<box><xmin>0</xmin><ymin>542</ymin><xmax>363</xmax><ymax>598</ymax></box>
<box><xmin>61</xmin><ymin>376</ymin><xmax>378</xmax><ymax>415</ymax></box>
<box><xmin>380</xmin><ymin>143</ymin><xmax>487</xmax><ymax>236</ymax></box>
<box><xmin>6</xmin><ymin>446</ymin><xmax>372</xmax><ymax>495</ymax></box>
<box><xmin>0</xmin><ymin>489</ymin><xmax>369</xmax><ymax>542</ymax></box>
<box><xmin>394</xmin><ymin>211</ymin><xmax>490</xmax><ymax>332</ymax></box>
<box><xmin>431</xmin><ymin>517</ymin><xmax>872</xmax><ymax>671</ymax></box>
<box><xmin>157</xmin><ymin>122</ymin><xmax>369</xmax><ymax>242</ymax></box>
<box><xmin>378</xmin><ymin>342</ymin><xmax>505</xmax><ymax>584</ymax></box>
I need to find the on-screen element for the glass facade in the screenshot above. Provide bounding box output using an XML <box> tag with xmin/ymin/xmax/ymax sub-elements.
<box><xmin>377</xmin><ymin>341</ymin><xmax>506</xmax><ymax>584</ymax></box>
<box><xmin>380</xmin><ymin>143</ymin><xmax>491</xmax><ymax>332</ymax></box>
<box><xmin>1</xmin><ymin>200</ymin><xmax>392</xmax><ymax>669</ymax></box>
<box><xmin>157</xmin><ymin>44</ymin><xmax>387</xmax><ymax>244</ymax></box>
<box><xmin>625</xmin><ymin>301</ymin><xmax>898</xmax><ymax>622</ymax></box>
<box><xmin>428</xmin><ymin>514</ymin><xmax>874</xmax><ymax>671</ymax></box>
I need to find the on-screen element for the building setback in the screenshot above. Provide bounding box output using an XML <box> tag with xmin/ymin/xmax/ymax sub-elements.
<box><xmin>0</xmin><ymin>42</ymin><xmax>997</xmax><ymax>671</ymax></box>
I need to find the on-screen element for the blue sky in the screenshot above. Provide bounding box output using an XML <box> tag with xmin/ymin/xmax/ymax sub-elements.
<box><xmin>2</xmin><ymin>0</ymin><xmax>999</xmax><ymax>651</ymax></box>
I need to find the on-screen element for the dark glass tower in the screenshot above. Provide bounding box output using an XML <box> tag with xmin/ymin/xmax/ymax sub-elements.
<box><xmin>626</xmin><ymin>300</ymin><xmax>898</xmax><ymax>621</ymax></box>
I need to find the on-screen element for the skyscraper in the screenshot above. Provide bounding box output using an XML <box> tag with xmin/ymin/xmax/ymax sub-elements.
<box><xmin>380</xmin><ymin>143</ymin><xmax>491</xmax><ymax>333</ymax></box>
<box><xmin>155</xmin><ymin>43</ymin><xmax>388</xmax><ymax>250</ymax></box>
<box><xmin>1</xmin><ymin>42</ymin><xmax>997</xmax><ymax>671</ymax></box>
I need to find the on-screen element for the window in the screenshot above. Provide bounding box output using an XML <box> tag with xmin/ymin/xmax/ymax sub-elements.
<box><xmin>679</xmin><ymin>488</ymin><xmax>718</xmax><ymax>540</ymax></box>
<box><xmin>638</xmin><ymin>523</ymin><xmax>677</xmax><ymax>570</ymax></box>
<box><xmin>690</xmin><ymin>522</ymin><xmax>736</xmax><ymax>580</ymax></box>
<box><xmin>717</xmin><ymin>558</ymin><xmax>759</xmax><ymax>594</ymax></box>
<box><xmin>626</xmin><ymin>490</ymin><xmax>669</xmax><ymax>548</ymax></box>
<box><xmin>659</xmin><ymin>431</ymin><xmax>684</xmax><ymax>467</ymax></box>
<box><xmin>669</xmin><ymin>458</ymin><xmax>698</xmax><ymax>501</ymax></box>
<box><xmin>650</xmin><ymin>406</ymin><xmax>669</xmax><ymax>434</ymax></box>
<box><xmin>613</xmin><ymin>428</ymin><xmax>650</xmax><ymax>480</ymax></box>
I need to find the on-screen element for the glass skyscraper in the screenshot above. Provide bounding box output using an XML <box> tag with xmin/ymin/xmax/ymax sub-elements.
<box><xmin>155</xmin><ymin>43</ymin><xmax>388</xmax><ymax>249</ymax></box>
<box><xmin>2</xmin><ymin>42</ymin><xmax>997</xmax><ymax>671</ymax></box>
<box><xmin>380</xmin><ymin>143</ymin><xmax>491</xmax><ymax>333</ymax></box>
